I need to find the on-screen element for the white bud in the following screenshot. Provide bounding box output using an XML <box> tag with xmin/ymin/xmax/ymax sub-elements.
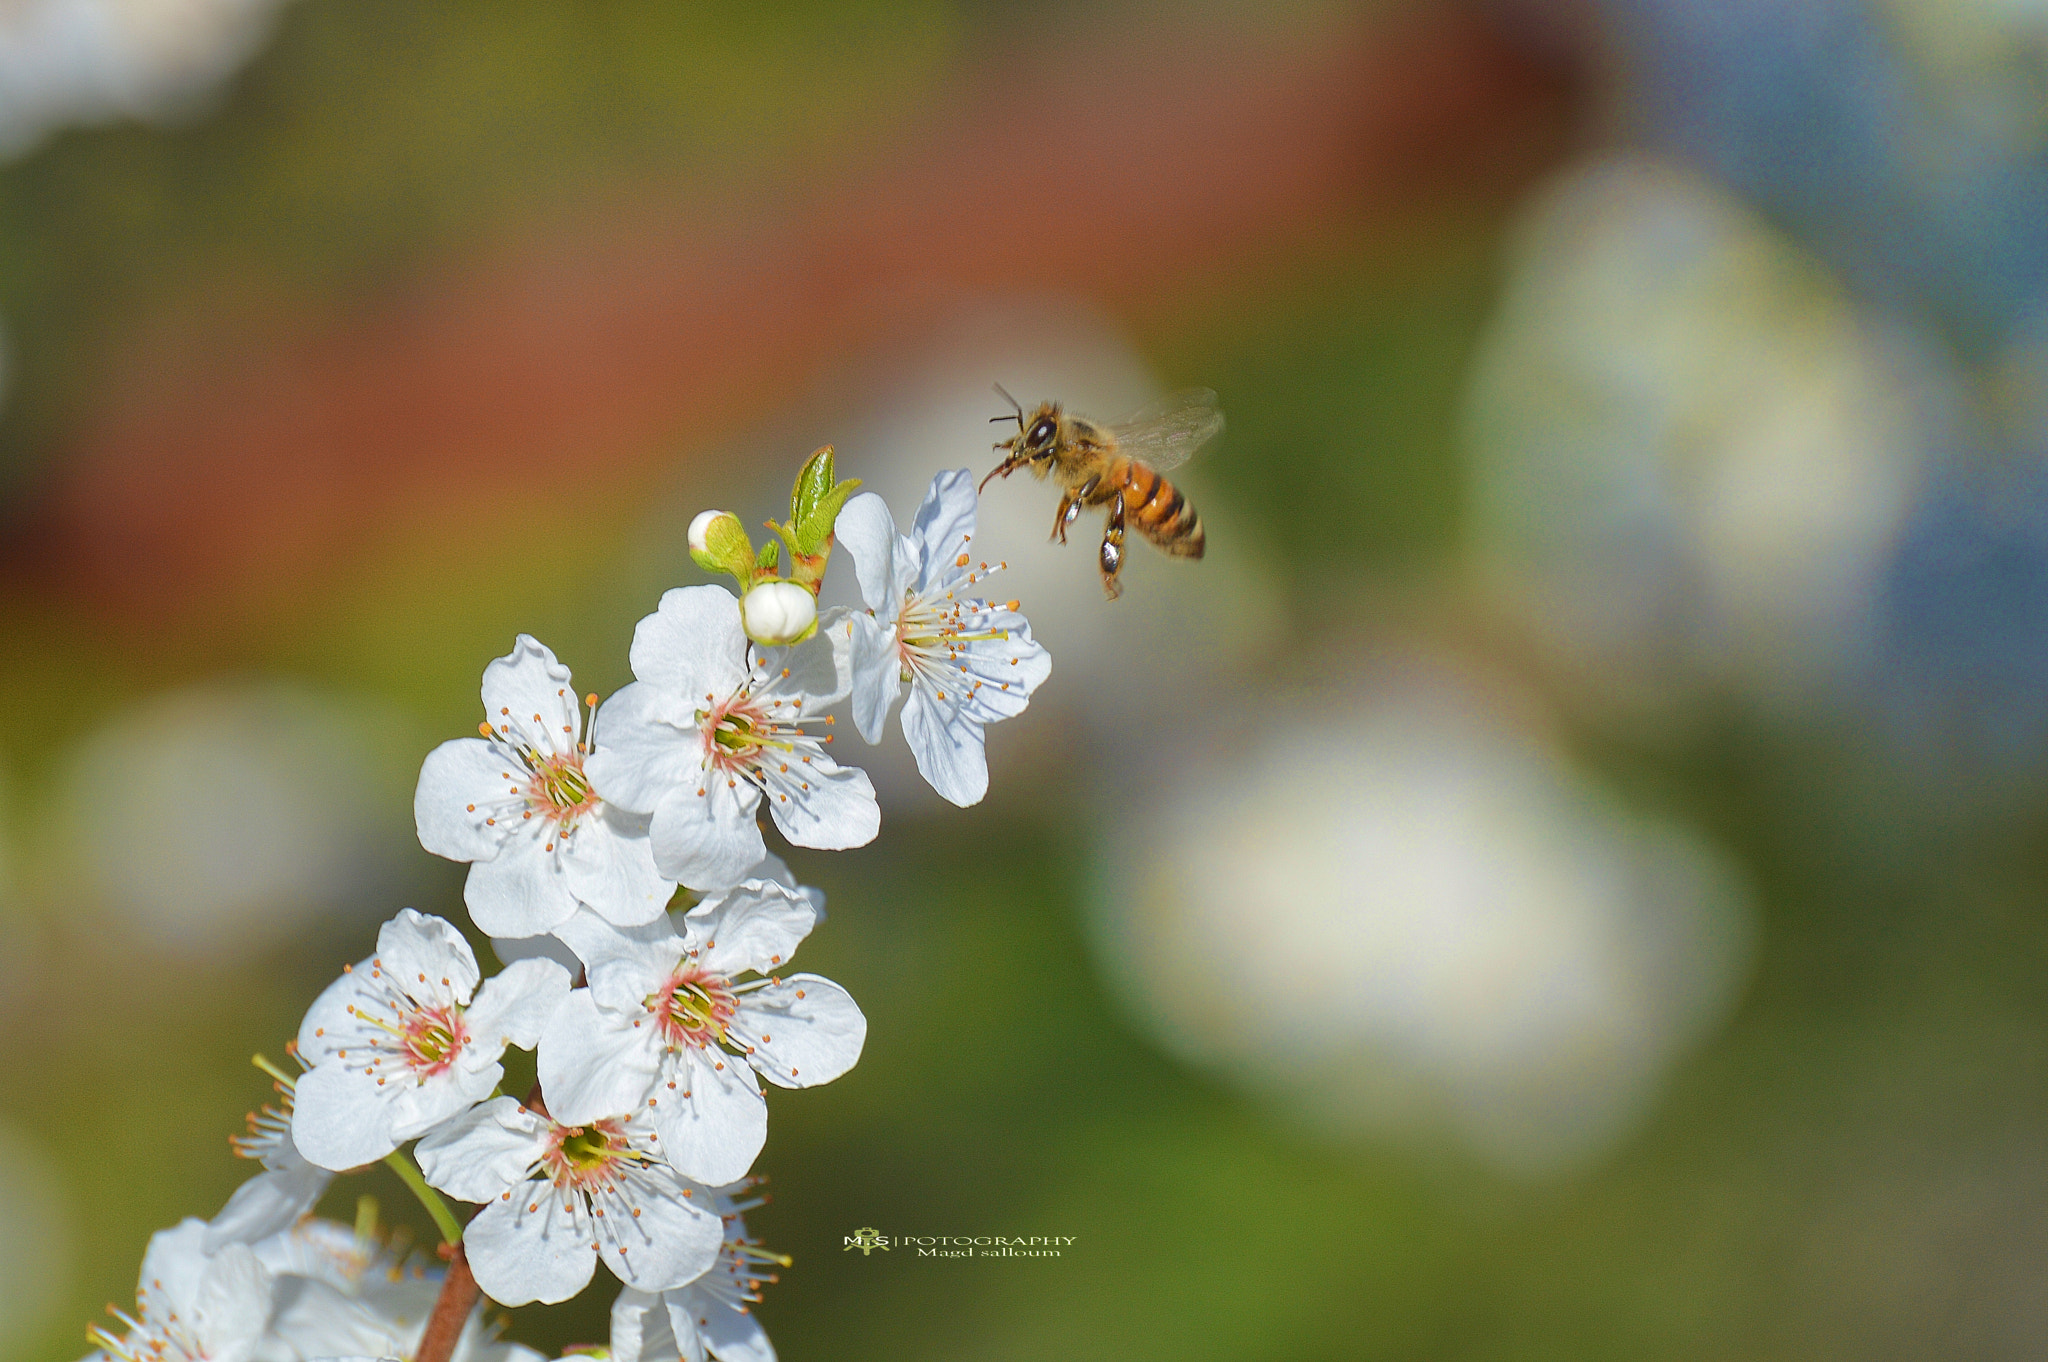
<box><xmin>741</xmin><ymin>580</ymin><xmax>818</xmax><ymax>646</ymax></box>
<box><xmin>688</xmin><ymin>509</ymin><xmax>731</xmax><ymax>557</ymax></box>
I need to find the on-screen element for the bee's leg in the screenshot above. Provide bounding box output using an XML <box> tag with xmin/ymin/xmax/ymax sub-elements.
<box><xmin>1052</xmin><ymin>476</ymin><xmax>1099</xmax><ymax>545</ymax></box>
<box><xmin>1051</xmin><ymin>491</ymin><xmax>1077</xmax><ymax>544</ymax></box>
<box><xmin>1098</xmin><ymin>491</ymin><xmax>1126</xmax><ymax>600</ymax></box>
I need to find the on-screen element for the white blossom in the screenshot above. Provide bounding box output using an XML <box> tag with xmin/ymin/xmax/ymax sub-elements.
<box><xmin>1096</xmin><ymin>659</ymin><xmax>1754</xmax><ymax>1176</ymax></box>
<box><xmin>249</xmin><ymin>1219</ymin><xmax>434</xmax><ymax>1362</ymax></box>
<box><xmin>0</xmin><ymin>0</ymin><xmax>291</xmax><ymax>160</ymax></box>
<box><xmin>249</xmin><ymin>1219</ymin><xmax>539</xmax><ymax>1362</ymax></box>
<box><xmin>610</xmin><ymin>1179</ymin><xmax>783</xmax><ymax>1362</ymax></box>
<box><xmin>748</xmin><ymin>850</ymin><xmax>826</xmax><ymax>924</ymax></box>
<box><xmin>415</xmin><ymin>1097</ymin><xmax>724</xmax><ymax>1306</ymax></box>
<box><xmin>536</xmin><ymin>879</ymin><xmax>865</xmax><ymax>1186</ymax></box>
<box><xmin>291</xmin><ymin>910</ymin><xmax>570</xmax><ymax>1171</ymax></box>
<box><xmin>205</xmin><ymin>1079</ymin><xmax>332</xmax><ymax>1252</ymax></box>
<box><xmin>86</xmin><ymin>1219</ymin><xmax>273</xmax><ymax>1362</ymax></box>
<box><xmin>415</xmin><ymin>635</ymin><xmax>676</xmax><ymax>938</ymax></box>
<box><xmin>834</xmin><ymin>470</ymin><xmax>1050</xmax><ymax>806</ymax></box>
<box><xmin>586</xmin><ymin>586</ymin><xmax>878</xmax><ymax>891</ymax></box>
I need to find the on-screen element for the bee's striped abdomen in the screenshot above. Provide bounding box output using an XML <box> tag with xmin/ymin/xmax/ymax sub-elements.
<box><xmin>1119</xmin><ymin>457</ymin><xmax>1205</xmax><ymax>559</ymax></box>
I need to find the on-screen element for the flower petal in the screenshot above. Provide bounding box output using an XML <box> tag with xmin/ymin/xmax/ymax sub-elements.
<box><xmin>372</xmin><ymin>1061</ymin><xmax>501</xmax><ymax>1154</ymax></box>
<box><xmin>658</xmin><ymin>1293</ymin><xmax>714</xmax><ymax>1362</ymax></box>
<box><xmin>758</xmin><ymin>627</ymin><xmax>849</xmax><ymax>709</ymax></box>
<box><xmin>612</xmin><ymin>1288</ymin><xmax>691</xmax><ymax>1362</ymax></box>
<box><xmin>679</xmin><ymin>879</ymin><xmax>818</xmax><ymax>978</ymax></box>
<box><xmin>746</xmin><ymin>850</ymin><xmax>825</xmax><ymax>921</ymax></box>
<box><xmin>295</xmin><ymin>960</ymin><xmax>375</xmax><ymax>1064</ymax></box>
<box><xmin>536</xmin><ymin>989</ymin><xmax>663</xmax><ymax>1126</ymax></box>
<box><xmin>465</xmin><ymin>840</ymin><xmax>582</xmax><ymax>938</ymax></box>
<box><xmin>138</xmin><ymin>1219</ymin><xmax>213</xmax><ymax>1314</ymax></box>
<box><xmin>191</xmin><ymin>1243</ymin><xmax>275</xmax><ymax>1362</ymax></box>
<box><xmin>204</xmin><ymin>1162</ymin><xmax>333</xmax><ymax>1252</ymax></box>
<box><xmin>480</xmin><ymin>635</ymin><xmax>581</xmax><ymax>760</ymax></box>
<box><xmin>761</xmin><ymin>755</ymin><xmax>878</xmax><ymax>851</ymax></box>
<box><xmin>415</xmin><ymin>1097</ymin><xmax>549</xmax><ymax>1204</ymax></box>
<box><xmin>954</xmin><ymin>614</ymin><xmax>1052</xmax><ymax>725</ymax></box>
<box><xmin>649</xmin><ymin>780</ymin><xmax>767</xmax><ymax>890</ymax></box>
<box><xmin>414</xmin><ymin>738</ymin><xmax>512</xmax><ymax>864</ymax></box>
<box><xmin>463</xmin><ymin>1192</ymin><xmax>597</xmax><ymax>1306</ymax></box>
<box><xmin>629</xmin><ymin>586</ymin><xmax>749</xmax><ymax>698</ymax></box>
<box><xmin>909</xmin><ymin>468</ymin><xmax>979</xmax><ymax>580</ymax></box>
<box><xmin>263</xmin><ymin>1275</ymin><xmax>417</xmax><ymax>1362</ymax></box>
<box><xmin>834</xmin><ymin>491</ymin><xmax>898</xmax><ymax>611</ymax></box>
<box><xmin>376</xmin><ymin>910</ymin><xmax>480</xmax><ymax>1009</ymax></box>
<box><xmin>693</xmin><ymin>1294</ymin><xmax>775</xmax><ymax>1362</ymax></box>
<box><xmin>846</xmin><ymin>611</ymin><xmax>901</xmax><ymax>745</ymax></box>
<box><xmin>606</xmin><ymin>1165</ymin><xmax>724</xmax><ymax>1292</ymax></box>
<box><xmin>552</xmin><ymin>907</ymin><xmax>685</xmax><ymax>978</ymax></box>
<box><xmin>901</xmin><ymin>683</ymin><xmax>989</xmax><ymax>807</ymax></box>
<box><xmin>290</xmin><ymin>1061</ymin><xmax>402</xmax><ymax>1170</ymax></box>
<box><xmin>560</xmin><ymin>807</ymin><xmax>677</xmax><ymax>927</ymax></box>
<box><xmin>466</xmin><ymin>957</ymin><xmax>572</xmax><ymax>1051</ymax></box>
<box><xmin>740</xmin><ymin>974</ymin><xmax>867</xmax><ymax>1090</ymax></box>
<box><xmin>650</xmin><ymin>1049</ymin><xmax>766</xmax><ymax>1186</ymax></box>
<box><xmin>586</xmin><ymin>682</ymin><xmax>702</xmax><ymax>815</ymax></box>
<box><xmin>586</xmin><ymin>951</ymin><xmax>676</xmax><ymax>1016</ymax></box>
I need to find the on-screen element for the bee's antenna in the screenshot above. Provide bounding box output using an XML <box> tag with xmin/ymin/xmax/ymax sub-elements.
<box><xmin>991</xmin><ymin>383</ymin><xmax>1024</xmax><ymax>430</ymax></box>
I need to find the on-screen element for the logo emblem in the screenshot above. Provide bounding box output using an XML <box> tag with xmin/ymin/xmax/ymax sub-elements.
<box><xmin>844</xmin><ymin>1226</ymin><xmax>890</xmax><ymax>1255</ymax></box>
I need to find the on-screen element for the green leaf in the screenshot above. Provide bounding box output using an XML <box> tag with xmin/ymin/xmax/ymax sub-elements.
<box><xmin>790</xmin><ymin>445</ymin><xmax>837</xmax><ymax>526</ymax></box>
<box><xmin>792</xmin><ymin>475</ymin><xmax>864</xmax><ymax>556</ymax></box>
<box><xmin>757</xmin><ymin>539</ymin><xmax>780</xmax><ymax>570</ymax></box>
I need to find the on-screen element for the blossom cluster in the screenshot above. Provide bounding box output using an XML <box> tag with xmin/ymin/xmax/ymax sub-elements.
<box><xmin>83</xmin><ymin>460</ymin><xmax>1050</xmax><ymax>1362</ymax></box>
<box><xmin>86</xmin><ymin>1188</ymin><xmax>779</xmax><ymax>1362</ymax></box>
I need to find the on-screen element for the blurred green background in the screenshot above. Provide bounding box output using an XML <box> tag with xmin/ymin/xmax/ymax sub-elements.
<box><xmin>7</xmin><ymin>1</ymin><xmax>2048</xmax><ymax>1359</ymax></box>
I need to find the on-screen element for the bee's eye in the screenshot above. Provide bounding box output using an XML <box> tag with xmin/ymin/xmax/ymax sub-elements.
<box><xmin>1029</xmin><ymin>418</ymin><xmax>1057</xmax><ymax>448</ymax></box>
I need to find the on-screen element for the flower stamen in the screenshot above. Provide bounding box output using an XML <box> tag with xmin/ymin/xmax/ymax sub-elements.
<box><xmin>650</xmin><ymin>970</ymin><xmax>740</xmax><ymax>1049</ymax></box>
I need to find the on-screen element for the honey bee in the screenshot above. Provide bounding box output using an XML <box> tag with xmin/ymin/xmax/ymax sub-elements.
<box><xmin>980</xmin><ymin>386</ymin><xmax>1222</xmax><ymax>600</ymax></box>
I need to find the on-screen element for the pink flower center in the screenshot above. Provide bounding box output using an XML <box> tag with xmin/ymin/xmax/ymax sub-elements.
<box><xmin>526</xmin><ymin>749</ymin><xmax>598</xmax><ymax>822</ymax></box>
<box><xmin>655</xmin><ymin>968</ymin><xmax>738</xmax><ymax>1048</ymax></box>
<box><xmin>542</xmin><ymin>1117</ymin><xmax>634</xmax><ymax>1193</ymax></box>
<box><xmin>400</xmin><ymin>1004</ymin><xmax>468</xmax><ymax>1077</ymax></box>
<box><xmin>701</xmin><ymin>693</ymin><xmax>771</xmax><ymax>771</ymax></box>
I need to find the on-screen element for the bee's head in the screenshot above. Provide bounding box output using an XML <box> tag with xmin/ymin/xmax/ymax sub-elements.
<box><xmin>1018</xmin><ymin>404</ymin><xmax>1060</xmax><ymax>459</ymax></box>
<box><xmin>991</xmin><ymin>388</ymin><xmax>1060</xmax><ymax>457</ymax></box>
<box><xmin>983</xmin><ymin>386</ymin><xmax>1063</xmax><ymax>490</ymax></box>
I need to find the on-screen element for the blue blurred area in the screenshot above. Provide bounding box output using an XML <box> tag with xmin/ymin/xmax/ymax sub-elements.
<box><xmin>1598</xmin><ymin>0</ymin><xmax>2048</xmax><ymax>356</ymax></box>
<box><xmin>1872</xmin><ymin>448</ymin><xmax>2048</xmax><ymax>784</ymax></box>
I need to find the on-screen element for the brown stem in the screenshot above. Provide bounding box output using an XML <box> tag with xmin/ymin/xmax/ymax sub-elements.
<box><xmin>413</xmin><ymin>1242</ymin><xmax>480</xmax><ymax>1362</ymax></box>
<box><xmin>412</xmin><ymin>1085</ymin><xmax>547</xmax><ymax>1362</ymax></box>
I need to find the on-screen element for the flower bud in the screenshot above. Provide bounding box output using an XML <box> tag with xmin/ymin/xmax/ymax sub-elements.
<box><xmin>740</xmin><ymin>580</ymin><xmax>818</xmax><ymax>646</ymax></box>
<box><xmin>689</xmin><ymin>509</ymin><xmax>732</xmax><ymax>557</ymax></box>
<box><xmin>689</xmin><ymin>509</ymin><xmax>753</xmax><ymax>577</ymax></box>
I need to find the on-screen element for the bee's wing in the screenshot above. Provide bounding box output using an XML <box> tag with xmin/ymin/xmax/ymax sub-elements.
<box><xmin>1106</xmin><ymin>388</ymin><xmax>1223</xmax><ymax>472</ymax></box>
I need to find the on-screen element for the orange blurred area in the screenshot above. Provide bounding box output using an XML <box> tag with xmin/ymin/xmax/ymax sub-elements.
<box><xmin>4</xmin><ymin>5</ymin><xmax>1571</xmax><ymax>637</ymax></box>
